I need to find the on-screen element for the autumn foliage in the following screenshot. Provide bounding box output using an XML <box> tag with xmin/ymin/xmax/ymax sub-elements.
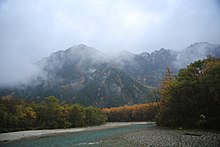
<box><xmin>102</xmin><ymin>102</ymin><xmax>159</xmax><ymax>122</ymax></box>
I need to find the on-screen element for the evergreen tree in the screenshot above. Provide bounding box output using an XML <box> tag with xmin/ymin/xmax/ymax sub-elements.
<box><xmin>157</xmin><ymin>58</ymin><xmax>220</xmax><ymax>129</ymax></box>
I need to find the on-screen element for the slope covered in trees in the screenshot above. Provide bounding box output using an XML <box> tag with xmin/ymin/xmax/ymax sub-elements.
<box><xmin>157</xmin><ymin>57</ymin><xmax>220</xmax><ymax>129</ymax></box>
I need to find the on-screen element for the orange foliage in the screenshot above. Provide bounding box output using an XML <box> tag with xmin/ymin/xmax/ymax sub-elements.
<box><xmin>102</xmin><ymin>102</ymin><xmax>159</xmax><ymax>122</ymax></box>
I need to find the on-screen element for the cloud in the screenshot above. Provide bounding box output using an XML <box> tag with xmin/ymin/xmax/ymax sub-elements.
<box><xmin>0</xmin><ymin>49</ymin><xmax>41</xmax><ymax>87</ymax></box>
<box><xmin>0</xmin><ymin>0</ymin><xmax>220</xmax><ymax>87</ymax></box>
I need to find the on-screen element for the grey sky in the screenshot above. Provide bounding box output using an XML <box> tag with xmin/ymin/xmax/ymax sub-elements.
<box><xmin>0</xmin><ymin>0</ymin><xmax>220</xmax><ymax>86</ymax></box>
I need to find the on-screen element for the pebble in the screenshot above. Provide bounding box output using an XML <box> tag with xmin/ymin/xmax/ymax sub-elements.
<box><xmin>123</xmin><ymin>127</ymin><xmax>220</xmax><ymax>147</ymax></box>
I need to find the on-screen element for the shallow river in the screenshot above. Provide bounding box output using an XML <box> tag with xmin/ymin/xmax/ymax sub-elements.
<box><xmin>2</xmin><ymin>123</ymin><xmax>155</xmax><ymax>147</ymax></box>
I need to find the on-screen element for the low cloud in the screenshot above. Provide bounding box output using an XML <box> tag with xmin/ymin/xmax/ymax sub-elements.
<box><xmin>0</xmin><ymin>52</ymin><xmax>42</xmax><ymax>87</ymax></box>
<box><xmin>0</xmin><ymin>0</ymin><xmax>220</xmax><ymax>87</ymax></box>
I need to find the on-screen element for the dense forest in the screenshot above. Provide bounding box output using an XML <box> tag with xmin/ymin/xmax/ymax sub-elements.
<box><xmin>157</xmin><ymin>57</ymin><xmax>220</xmax><ymax>129</ymax></box>
<box><xmin>0</xmin><ymin>96</ymin><xmax>159</xmax><ymax>133</ymax></box>
<box><xmin>0</xmin><ymin>96</ymin><xmax>106</xmax><ymax>133</ymax></box>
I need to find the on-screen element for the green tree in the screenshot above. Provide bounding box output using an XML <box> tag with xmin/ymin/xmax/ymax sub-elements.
<box><xmin>35</xmin><ymin>96</ymin><xmax>63</xmax><ymax>128</ymax></box>
<box><xmin>69</xmin><ymin>104</ymin><xmax>86</xmax><ymax>127</ymax></box>
<box><xmin>157</xmin><ymin>58</ymin><xmax>220</xmax><ymax>129</ymax></box>
<box><xmin>0</xmin><ymin>104</ymin><xmax>18</xmax><ymax>132</ymax></box>
<box><xmin>85</xmin><ymin>107</ymin><xmax>106</xmax><ymax>126</ymax></box>
<box><xmin>15</xmin><ymin>105</ymin><xmax>36</xmax><ymax>128</ymax></box>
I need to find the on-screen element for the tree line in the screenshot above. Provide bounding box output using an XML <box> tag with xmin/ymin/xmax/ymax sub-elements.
<box><xmin>0</xmin><ymin>96</ymin><xmax>106</xmax><ymax>133</ymax></box>
<box><xmin>157</xmin><ymin>57</ymin><xmax>220</xmax><ymax>129</ymax></box>
<box><xmin>0</xmin><ymin>94</ymin><xmax>160</xmax><ymax>133</ymax></box>
<box><xmin>102</xmin><ymin>102</ymin><xmax>159</xmax><ymax>122</ymax></box>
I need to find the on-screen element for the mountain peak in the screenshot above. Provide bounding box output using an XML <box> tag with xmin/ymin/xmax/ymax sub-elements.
<box><xmin>70</xmin><ymin>44</ymin><xmax>87</xmax><ymax>49</ymax></box>
<box><xmin>67</xmin><ymin>44</ymin><xmax>97</xmax><ymax>52</ymax></box>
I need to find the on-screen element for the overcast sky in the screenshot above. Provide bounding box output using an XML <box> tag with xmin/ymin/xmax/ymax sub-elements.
<box><xmin>0</xmin><ymin>0</ymin><xmax>220</xmax><ymax>86</ymax></box>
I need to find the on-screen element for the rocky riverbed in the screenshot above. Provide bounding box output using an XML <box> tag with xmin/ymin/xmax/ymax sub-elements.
<box><xmin>121</xmin><ymin>126</ymin><xmax>220</xmax><ymax>147</ymax></box>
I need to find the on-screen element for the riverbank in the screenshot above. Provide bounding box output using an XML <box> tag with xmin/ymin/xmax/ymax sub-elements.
<box><xmin>0</xmin><ymin>122</ymin><xmax>153</xmax><ymax>143</ymax></box>
<box><xmin>1</xmin><ymin>123</ymin><xmax>219</xmax><ymax>146</ymax></box>
<box><xmin>122</xmin><ymin>126</ymin><xmax>220</xmax><ymax>146</ymax></box>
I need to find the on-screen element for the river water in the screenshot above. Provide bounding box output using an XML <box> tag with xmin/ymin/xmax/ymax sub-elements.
<box><xmin>2</xmin><ymin>123</ymin><xmax>155</xmax><ymax>147</ymax></box>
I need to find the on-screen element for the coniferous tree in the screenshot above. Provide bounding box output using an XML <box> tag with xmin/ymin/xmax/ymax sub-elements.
<box><xmin>157</xmin><ymin>58</ymin><xmax>220</xmax><ymax>128</ymax></box>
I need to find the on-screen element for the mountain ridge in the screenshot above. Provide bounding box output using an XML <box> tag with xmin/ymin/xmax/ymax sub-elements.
<box><xmin>0</xmin><ymin>42</ymin><xmax>219</xmax><ymax>107</ymax></box>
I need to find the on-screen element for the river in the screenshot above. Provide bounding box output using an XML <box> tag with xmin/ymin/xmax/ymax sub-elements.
<box><xmin>1</xmin><ymin>123</ymin><xmax>156</xmax><ymax>147</ymax></box>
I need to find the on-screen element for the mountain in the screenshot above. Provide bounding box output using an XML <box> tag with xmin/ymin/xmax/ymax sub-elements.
<box><xmin>0</xmin><ymin>42</ymin><xmax>219</xmax><ymax>107</ymax></box>
<box><xmin>175</xmin><ymin>42</ymin><xmax>220</xmax><ymax>68</ymax></box>
<box><xmin>74</xmin><ymin>63</ymin><xmax>149</xmax><ymax>107</ymax></box>
<box><xmin>2</xmin><ymin>44</ymin><xmax>151</xmax><ymax>107</ymax></box>
<box><xmin>101</xmin><ymin>49</ymin><xmax>178</xmax><ymax>88</ymax></box>
<box><xmin>38</xmin><ymin>44</ymin><xmax>104</xmax><ymax>84</ymax></box>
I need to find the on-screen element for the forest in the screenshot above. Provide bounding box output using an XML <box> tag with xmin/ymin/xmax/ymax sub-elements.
<box><xmin>157</xmin><ymin>57</ymin><xmax>220</xmax><ymax>129</ymax></box>
<box><xmin>0</xmin><ymin>95</ymin><xmax>159</xmax><ymax>133</ymax></box>
<box><xmin>0</xmin><ymin>96</ymin><xmax>160</xmax><ymax>133</ymax></box>
<box><xmin>0</xmin><ymin>96</ymin><xmax>106</xmax><ymax>133</ymax></box>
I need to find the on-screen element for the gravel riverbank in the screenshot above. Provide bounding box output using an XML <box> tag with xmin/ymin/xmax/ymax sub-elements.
<box><xmin>122</xmin><ymin>126</ymin><xmax>220</xmax><ymax>147</ymax></box>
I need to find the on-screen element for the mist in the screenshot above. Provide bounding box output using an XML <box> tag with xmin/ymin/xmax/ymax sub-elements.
<box><xmin>0</xmin><ymin>0</ymin><xmax>220</xmax><ymax>87</ymax></box>
<box><xmin>0</xmin><ymin>51</ymin><xmax>42</xmax><ymax>87</ymax></box>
